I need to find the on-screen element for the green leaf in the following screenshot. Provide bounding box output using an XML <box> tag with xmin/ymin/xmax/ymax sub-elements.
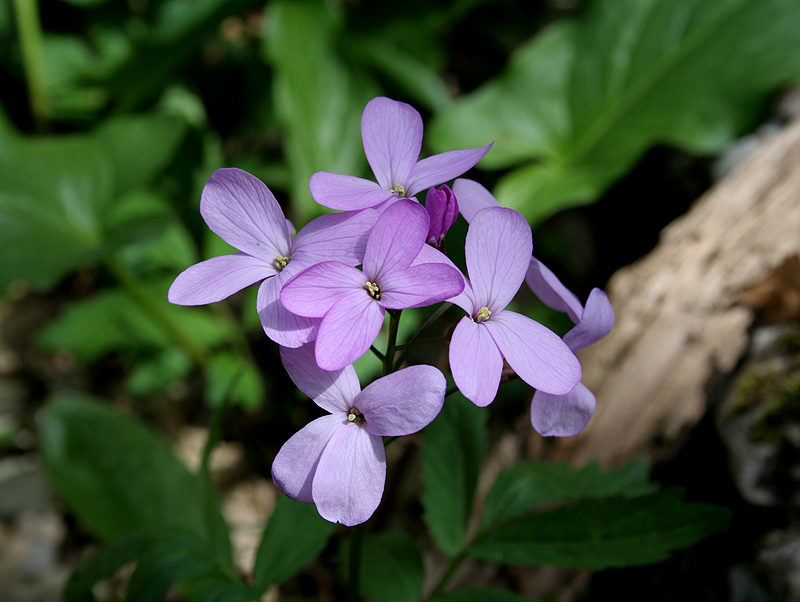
<box><xmin>206</xmin><ymin>351</ymin><xmax>265</xmax><ymax>410</ymax></box>
<box><xmin>422</xmin><ymin>392</ymin><xmax>486</xmax><ymax>556</ymax></box>
<box><xmin>263</xmin><ymin>0</ymin><xmax>378</xmax><ymax>219</ymax></box>
<box><xmin>470</xmin><ymin>488</ymin><xmax>731</xmax><ymax>570</ymax></box>
<box><xmin>359</xmin><ymin>532</ymin><xmax>424</xmax><ymax>602</ymax></box>
<box><xmin>39</xmin><ymin>394</ymin><xmax>230</xmax><ymax>557</ymax></box>
<box><xmin>252</xmin><ymin>494</ymin><xmax>336</xmax><ymax>593</ymax></box>
<box><xmin>481</xmin><ymin>458</ymin><xmax>655</xmax><ymax>528</ymax></box>
<box><xmin>430</xmin><ymin>588</ymin><xmax>538</xmax><ymax>602</ymax></box>
<box><xmin>430</xmin><ymin>0</ymin><xmax>800</xmax><ymax>225</ymax></box>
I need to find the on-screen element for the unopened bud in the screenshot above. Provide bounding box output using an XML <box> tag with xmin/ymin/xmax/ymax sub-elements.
<box><xmin>425</xmin><ymin>185</ymin><xmax>458</xmax><ymax>250</ymax></box>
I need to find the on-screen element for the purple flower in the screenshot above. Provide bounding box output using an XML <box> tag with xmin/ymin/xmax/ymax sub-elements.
<box><xmin>449</xmin><ymin>206</ymin><xmax>581</xmax><ymax>406</ymax></box>
<box><xmin>425</xmin><ymin>185</ymin><xmax>459</xmax><ymax>250</ymax></box>
<box><xmin>272</xmin><ymin>342</ymin><xmax>446</xmax><ymax>526</ymax></box>
<box><xmin>309</xmin><ymin>97</ymin><xmax>492</xmax><ymax>211</ymax></box>
<box><xmin>168</xmin><ymin>168</ymin><xmax>377</xmax><ymax>348</ymax></box>
<box><xmin>280</xmin><ymin>199</ymin><xmax>465</xmax><ymax>371</ymax></box>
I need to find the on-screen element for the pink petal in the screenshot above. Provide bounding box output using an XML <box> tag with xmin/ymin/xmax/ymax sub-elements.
<box><xmin>257</xmin><ymin>268</ymin><xmax>320</xmax><ymax>348</ymax></box>
<box><xmin>562</xmin><ymin>288</ymin><xmax>615</xmax><ymax>352</ymax></box>
<box><xmin>280</xmin><ymin>342</ymin><xmax>360</xmax><ymax>414</ymax></box>
<box><xmin>280</xmin><ymin>262</ymin><xmax>365</xmax><ymax>318</ymax></box>
<box><xmin>378</xmin><ymin>263</ymin><xmax>465</xmax><ymax>310</ymax></box>
<box><xmin>315</xmin><ymin>290</ymin><xmax>385</xmax><ymax>371</ymax></box>
<box><xmin>484</xmin><ymin>310</ymin><xmax>581</xmax><ymax>396</ymax></box>
<box><xmin>271</xmin><ymin>414</ymin><xmax>345</xmax><ymax>504</ymax></box>
<box><xmin>405</xmin><ymin>144</ymin><xmax>493</xmax><ymax>198</ymax></box>
<box><xmin>452</xmin><ymin>178</ymin><xmax>500</xmax><ymax>223</ymax></box>
<box><xmin>465</xmin><ymin>206</ymin><xmax>532</xmax><ymax>313</ymax></box>
<box><xmin>449</xmin><ymin>317</ymin><xmax>503</xmax><ymax>407</ymax></box>
<box><xmin>357</xmin><ymin>365</ymin><xmax>446</xmax><ymax>437</ymax></box>
<box><xmin>361</xmin><ymin>97</ymin><xmax>422</xmax><ymax>191</ymax></box>
<box><xmin>363</xmin><ymin>199</ymin><xmax>429</xmax><ymax>280</ymax></box>
<box><xmin>309</xmin><ymin>172</ymin><xmax>394</xmax><ymax>210</ymax></box>
<box><xmin>530</xmin><ymin>383</ymin><xmax>596</xmax><ymax>437</ymax></box>
<box><xmin>168</xmin><ymin>253</ymin><xmax>274</xmax><ymax>305</ymax></box>
<box><xmin>292</xmin><ymin>208</ymin><xmax>379</xmax><ymax>267</ymax></box>
<box><xmin>200</xmin><ymin>168</ymin><xmax>291</xmax><ymax>262</ymax></box>
<box><xmin>312</xmin><ymin>423</ymin><xmax>386</xmax><ymax>526</ymax></box>
<box><xmin>411</xmin><ymin>244</ymin><xmax>472</xmax><ymax>313</ymax></box>
<box><xmin>525</xmin><ymin>257</ymin><xmax>583</xmax><ymax>324</ymax></box>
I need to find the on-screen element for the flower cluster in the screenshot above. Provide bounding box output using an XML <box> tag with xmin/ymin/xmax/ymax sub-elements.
<box><xmin>169</xmin><ymin>97</ymin><xmax>613</xmax><ymax>525</ymax></box>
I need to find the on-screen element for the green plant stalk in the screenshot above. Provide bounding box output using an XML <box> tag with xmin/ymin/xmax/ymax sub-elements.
<box><xmin>424</xmin><ymin>548</ymin><xmax>469</xmax><ymax>601</ymax></box>
<box><xmin>347</xmin><ymin>522</ymin><xmax>367</xmax><ymax>602</ymax></box>
<box><xmin>12</xmin><ymin>0</ymin><xmax>49</xmax><ymax>130</ymax></box>
<box><xmin>383</xmin><ymin>309</ymin><xmax>402</xmax><ymax>377</ymax></box>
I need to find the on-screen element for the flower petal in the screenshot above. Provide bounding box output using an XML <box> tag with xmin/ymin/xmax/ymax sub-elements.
<box><xmin>452</xmin><ymin>178</ymin><xmax>500</xmax><ymax>223</ymax></box>
<box><xmin>280</xmin><ymin>342</ymin><xmax>360</xmax><ymax>414</ymax></box>
<box><xmin>406</xmin><ymin>144</ymin><xmax>492</xmax><ymax>198</ymax></box>
<box><xmin>484</xmin><ymin>310</ymin><xmax>581</xmax><ymax>395</ymax></box>
<box><xmin>200</xmin><ymin>168</ymin><xmax>291</xmax><ymax>262</ymax></box>
<box><xmin>411</xmin><ymin>244</ymin><xmax>472</xmax><ymax>313</ymax></box>
<box><xmin>357</xmin><ymin>365</ymin><xmax>446</xmax><ymax>436</ymax></box>
<box><xmin>309</xmin><ymin>172</ymin><xmax>394</xmax><ymax>210</ymax></box>
<box><xmin>271</xmin><ymin>414</ymin><xmax>344</xmax><ymax>504</ymax></box>
<box><xmin>257</xmin><ymin>267</ymin><xmax>320</xmax><ymax>348</ymax></box>
<box><xmin>315</xmin><ymin>290</ymin><xmax>385</xmax><ymax>371</ymax></box>
<box><xmin>361</xmin><ymin>97</ymin><xmax>422</xmax><ymax>190</ymax></box>
<box><xmin>293</xmin><ymin>208</ymin><xmax>379</xmax><ymax>267</ymax></box>
<box><xmin>465</xmin><ymin>206</ymin><xmax>532</xmax><ymax>313</ymax></box>
<box><xmin>312</xmin><ymin>424</ymin><xmax>386</xmax><ymax>526</ymax></box>
<box><xmin>379</xmin><ymin>263</ymin><xmax>465</xmax><ymax>310</ymax></box>
<box><xmin>168</xmin><ymin>253</ymin><xmax>273</xmax><ymax>305</ymax></box>
<box><xmin>363</xmin><ymin>199</ymin><xmax>429</xmax><ymax>280</ymax></box>
<box><xmin>280</xmin><ymin>262</ymin><xmax>365</xmax><ymax>318</ymax></box>
<box><xmin>562</xmin><ymin>288</ymin><xmax>615</xmax><ymax>352</ymax></box>
<box><xmin>525</xmin><ymin>257</ymin><xmax>583</xmax><ymax>324</ymax></box>
<box><xmin>449</xmin><ymin>317</ymin><xmax>503</xmax><ymax>406</ymax></box>
<box><xmin>530</xmin><ymin>383</ymin><xmax>596</xmax><ymax>437</ymax></box>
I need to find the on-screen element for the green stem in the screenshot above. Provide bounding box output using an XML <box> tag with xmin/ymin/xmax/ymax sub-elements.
<box><xmin>393</xmin><ymin>303</ymin><xmax>452</xmax><ymax>370</ymax></box>
<box><xmin>347</xmin><ymin>522</ymin><xmax>367</xmax><ymax>602</ymax></box>
<box><xmin>12</xmin><ymin>0</ymin><xmax>49</xmax><ymax>130</ymax></box>
<box><xmin>424</xmin><ymin>548</ymin><xmax>468</xmax><ymax>601</ymax></box>
<box><xmin>382</xmin><ymin>309</ymin><xmax>401</xmax><ymax>377</ymax></box>
<box><xmin>394</xmin><ymin>335</ymin><xmax>451</xmax><ymax>351</ymax></box>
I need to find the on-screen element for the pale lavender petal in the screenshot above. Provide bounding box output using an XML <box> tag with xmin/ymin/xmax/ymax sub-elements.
<box><xmin>531</xmin><ymin>383</ymin><xmax>596</xmax><ymax>437</ymax></box>
<box><xmin>200</xmin><ymin>168</ymin><xmax>291</xmax><ymax>262</ymax></box>
<box><xmin>562</xmin><ymin>288</ymin><xmax>615</xmax><ymax>352</ymax></box>
<box><xmin>312</xmin><ymin>424</ymin><xmax>386</xmax><ymax>526</ymax></box>
<box><xmin>484</xmin><ymin>310</ymin><xmax>581</xmax><ymax>396</ymax></box>
<box><xmin>363</xmin><ymin>199</ymin><xmax>428</xmax><ymax>280</ymax></box>
<box><xmin>411</xmin><ymin>244</ymin><xmax>472</xmax><ymax>313</ymax></box>
<box><xmin>315</xmin><ymin>291</ymin><xmax>385</xmax><ymax>371</ymax></box>
<box><xmin>271</xmin><ymin>414</ymin><xmax>344</xmax><ymax>504</ymax></box>
<box><xmin>452</xmin><ymin>178</ymin><xmax>500</xmax><ymax>223</ymax></box>
<box><xmin>292</xmin><ymin>208</ymin><xmax>379</xmax><ymax>267</ymax></box>
<box><xmin>379</xmin><ymin>263</ymin><xmax>464</xmax><ymax>310</ymax></box>
<box><xmin>405</xmin><ymin>144</ymin><xmax>492</xmax><ymax>198</ymax></box>
<box><xmin>356</xmin><ymin>365</ymin><xmax>446</xmax><ymax>436</ymax></box>
<box><xmin>449</xmin><ymin>318</ymin><xmax>503</xmax><ymax>407</ymax></box>
<box><xmin>361</xmin><ymin>97</ymin><xmax>422</xmax><ymax>191</ymax></box>
<box><xmin>526</xmin><ymin>257</ymin><xmax>583</xmax><ymax>324</ymax></box>
<box><xmin>280</xmin><ymin>342</ymin><xmax>360</xmax><ymax>414</ymax></box>
<box><xmin>309</xmin><ymin>172</ymin><xmax>394</xmax><ymax>210</ymax></box>
<box><xmin>257</xmin><ymin>268</ymin><xmax>320</xmax><ymax>348</ymax></box>
<box><xmin>168</xmin><ymin>253</ymin><xmax>274</xmax><ymax>306</ymax></box>
<box><xmin>280</xmin><ymin>262</ymin><xmax>365</xmax><ymax>318</ymax></box>
<box><xmin>465</xmin><ymin>207</ymin><xmax>532</xmax><ymax>313</ymax></box>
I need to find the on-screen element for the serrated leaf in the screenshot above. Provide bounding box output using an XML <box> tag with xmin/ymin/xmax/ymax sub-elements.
<box><xmin>422</xmin><ymin>392</ymin><xmax>486</xmax><ymax>556</ymax></box>
<box><xmin>430</xmin><ymin>588</ymin><xmax>538</xmax><ymax>602</ymax></box>
<box><xmin>470</xmin><ymin>488</ymin><xmax>731</xmax><ymax>570</ymax></box>
<box><xmin>359</xmin><ymin>532</ymin><xmax>424</xmax><ymax>602</ymax></box>
<box><xmin>430</xmin><ymin>0</ymin><xmax>800</xmax><ymax>225</ymax></box>
<box><xmin>481</xmin><ymin>458</ymin><xmax>654</xmax><ymax>528</ymax></box>
<box><xmin>252</xmin><ymin>494</ymin><xmax>336</xmax><ymax>593</ymax></box>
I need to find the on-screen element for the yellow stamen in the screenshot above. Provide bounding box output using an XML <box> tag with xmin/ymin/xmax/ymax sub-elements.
<box><xmin>365</xmin><ymin>281</ymin><xmax>381</xmax><ymax>300</ymax></box>
<box><xmin>389</xmin><ymin>184</ymin><xmax>406</xmax><ymax>197</ymax></box>
<box><xmin>274</xmin><ymin>255</ymin><xmax>291</xmax><ymax>270</ymax></box>
<box><xmin>475</xmin><ymin>306</ymin><xmax>492</xmax><ymax>323</ymax></box>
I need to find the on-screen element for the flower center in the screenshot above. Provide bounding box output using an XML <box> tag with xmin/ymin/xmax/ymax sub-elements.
<box><xmin>389</xmin><ymin>184</ymin><xmax>406</xmax><ymax>197</ymax></box>
<box><xmin>274</xmin><ymin>255</ymin><xmax>291</xmax><ymax>270</ymax></box>
<box><xmin>365</xmin><ymin>281</ymin><xmax>381</xmax><ymax>300</ymax></box>
<box><xmin>474</xmin><ymin>306</ymin><xmax>492</xmax><ymax>323</ymax></box>
<box><xmin>347</xmin><ymin>408</ymin><xmax>365</xmax><ymax>425</ymax></box>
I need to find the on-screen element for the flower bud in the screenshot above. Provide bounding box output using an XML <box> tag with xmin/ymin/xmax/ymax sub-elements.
<box><xmin>425</xmin><ymin>185</ymin><xmax>459</xmax><ymax>250</ymax></box>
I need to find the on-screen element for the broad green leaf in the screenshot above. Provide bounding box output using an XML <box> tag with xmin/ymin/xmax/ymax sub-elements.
<box><xmin>430</xmin><ymin>588</ymin><xmax>537</xmax><ymax>602</ymax></box>
<box><xmin>206</xmin><ymin>351</ymin><xmax>265</xmax><ymax>410</ymax></box>
<box><xmin>430</xmin><ymin>0</ymin><xmax>800</xmax><ymax>225</ymax></box>
<box><xmin>360</xmin><ymin>532</ymin><xmax>424</xmax><ymax>602</ymax></box>
<box><xmin>252</xmin><ymin>494</ymin><xmax>337</xmax><ymax>593</ymax></box>
<box><xmin>422</xmin><ymin>392</ymin><xmax>486</xmax><ymax>556</ymax></box>
<box><xmin>263</xmin><ymin>0</ymin><xmax>378</xmax><ymax>219</ymax></box>
<box><xmin>470</xmin><ymin>488</ymin><xmax>731</xmax><ymax>570</ymax></box>
<box><xmin>481</xmin><ymin>458</ymin><xmax>654</xmax><ymax>528</ymax></box>
<box><xmin>39</xmin><ymin>394</ymin><xmax>230</xmax><ymax>556</ymax></box>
